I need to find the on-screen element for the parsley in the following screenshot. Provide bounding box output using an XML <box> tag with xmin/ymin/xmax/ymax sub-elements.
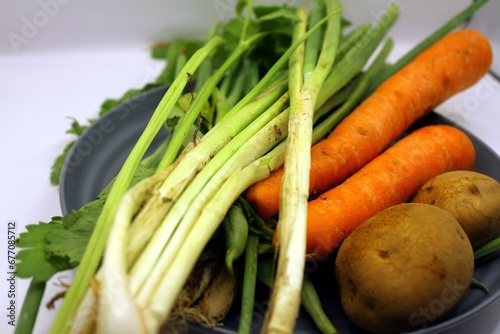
<box><xmin>16</xmin><ymin>221</ymin><xmax>72</xmax><ymax>283</ymax></box>
<box><xmin>18</xmin><ymin>162</ymin><xmax>157</xmax><ymax>285</ymax></box>
<box><xmin>45</xmin><ymin>199</ymin><xmax>105</xmax><ymax>267</ymax></box>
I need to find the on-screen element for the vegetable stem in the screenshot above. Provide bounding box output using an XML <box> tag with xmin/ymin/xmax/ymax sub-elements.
<box><xmin>14</xmin><ymin>281</ymin><xmax>46</xmax><ymax>334</ymax></box>
<box><xmin>131</xmin><ymin>91</ymin><xmax>290</xmax><ymax>303</ymax></box>
<box><xmin>301</xmin><ymin>280</ymin><xmax>338</xmax><ymax>334</ymax></box>
<box><xmin>239</xmin><ymin>0</ymin><xmax>254</xmax><ymax>44</ymax></box>
<box><xmin>316</xmin><ymin>3</ymin><xmax>399</xmax><ymax>108</ymax></box>
<box><xmin>263</xmin><ymin>1</ymin><xmax>342</xmax><ymax>332</ymax></box>
<box><xmin>238</xmin><ymin>235</ymin><xmax>260</xmax><ymax>334</ymax></box>
<box><xmin>261</xmin><ymin>6</ymin><xmax>308</xmax><ymax>333</ymax></box>
<box><xmin>474</xmin><ymin>237</ymin><xmax>500</xmax><ymax>259</ymax></box>
<box><xmin>157</xmin><ymin>32</ymin><xmax>267</xmax><ymax>170</ymax></box>
<box><xmin>471</xmin><ymin>277</ymin><xmax>490</xmax><ymax>293</ymax></box>
<box><xmin>216</xmin><ymin>5</ymin><xmax>344</xmax><ymax>126</ymax></box>
<box><xmin>303</xmin><ymin>0</ymin><xmax>325</xmax><ymax>76</ymax></box>
<box><xmin>97</xmin><ymin>173</ymin><xmax>162</xmax><ymax>334</ymax></box>
<box><xmin>143</xmin><ymin>160</ymin><xmax>270</xmax><ymax>332</ymax></box>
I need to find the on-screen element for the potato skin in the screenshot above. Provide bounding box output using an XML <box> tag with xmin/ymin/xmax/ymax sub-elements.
<box><xmin>412</xmin><ymin>170</ymin><xmax>500</xmax><ymax>248</ymax></box>
<box><xmin>335</xmin><ymin>203</ymin><xmax>474</xmax><ymax>334</ymax></box>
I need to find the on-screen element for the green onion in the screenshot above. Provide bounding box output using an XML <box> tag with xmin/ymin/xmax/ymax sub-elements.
<box><xmin>49</xmin><ymin>35</ymin><xmax>224</xmax><ymax>334</ymax></box>
<box><xmin>262</xmin><ymin>2</ymin><xmax>342</xmax><ymax>332</ymax></box>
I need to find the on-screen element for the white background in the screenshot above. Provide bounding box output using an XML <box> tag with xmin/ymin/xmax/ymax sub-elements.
<box><xmin>1</xmin><ymin>0</ymin><xmax>499</xmax><ymax>333</ymax></box>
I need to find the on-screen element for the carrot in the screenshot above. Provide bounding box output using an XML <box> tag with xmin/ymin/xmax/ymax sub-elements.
<box><xmin>244</xmin><ymin>29</ymin><xmax>492</xmax><ymax>219</ymax></box>
<box><xmin>295</xmin><ymin>124</ymin><xmax>476</xmax><ymax>258</ymax></box>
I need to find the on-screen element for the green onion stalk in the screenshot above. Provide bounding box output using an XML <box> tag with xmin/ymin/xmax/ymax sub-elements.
<box><xmin>50</xmin><ymin>35</ymin><xmax>225</xmax><ymax>334</ymax></box>
<box><xmin>262</xmin><ymin>1</ymin><xmax>342</xmax><ymax>332</ymax></box>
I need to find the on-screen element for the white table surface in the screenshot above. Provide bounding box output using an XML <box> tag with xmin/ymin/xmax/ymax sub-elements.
<box><xmin>1</xmin><ymin>1</ymin><xmax>499</xmax><ymax>333</ymax></box>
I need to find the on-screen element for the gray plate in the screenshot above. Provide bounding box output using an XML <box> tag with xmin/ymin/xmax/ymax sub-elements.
<box><xmin>59</xmin><ymin>85</ymin><xmax>500</xmax><ymax>334</ymax></box>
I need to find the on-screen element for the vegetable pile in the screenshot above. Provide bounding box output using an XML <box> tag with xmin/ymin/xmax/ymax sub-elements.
<box><xmin>14</xmin><ymin>0</ymin><xmax>500</xmax><ymax>333</ymax></box>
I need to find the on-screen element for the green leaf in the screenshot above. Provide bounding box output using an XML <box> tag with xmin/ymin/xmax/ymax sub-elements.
<box><xmin>98</xmin><ymin>162</ymin><xmax>157</xmax><ymax>199</ymax></box>
<box><xmin>16</xmin><ymin>222</ymin><xmax>73</xmax><ymax>283</ymax></box>
<box><xmin>50</xmin><ymin>116</ymin><xmax>99</xmax><ymax>185</ymax></box>
<box><xmin>253</xmin><ymin>5</ymin><xmax>285</xmax><ymax>18</ymax></box>
<box><xmin>219</xmin><ymin>18</ymin><xmax>247</xmax><ymax>47</ymax></box>
<box><xmin>235</xmin><ymin>0</ymin><xmax>251</xmax><ymax>17</ymax></box>
<box><xmin>150</xmin><ymin>43</ymin><xmax>170</xmax><ymax>59</ymax></box>
<box><xmin>24</xmin><ymin>160</ymin><xmax>157</xmax><ymax>284</ymax></box>
<box><xmin>46</xmin><ymin>162</ymin><xmax>156</xmax><ymax>265</ymax></box>
<box><xmin>254</xmin><ymin>6</ymin><xmax>300</xmax><ymax>22</ymax></box>
<box><xmin>50</xmin><ymin>141</ymin><xmax>74</xmax><ymax>185</ymax></box>
<box><xmin>149</xmin><ymin>38</ymin><xmax>204</xmax><ymax>61</ymax></box>
<box><xmin>50</xmin><ymin>117</ymin><xmax>90</xmax><ymax>185</ymax></box>
<box><xmin>98</xmin><ymin>82</ymin><xmax>164</xmax><ymax>117</ymax></box>
<box><xmin>66</xmin><ymin>117</ymin><xmax>89</xmax><ymax>135</ymax></box>
<box><xmin>45</xmin><ymin>199</ymin><xmax>104</xmax><ymax>266</ymax></box>
<box><xmin>155</xmin><ymin>39</ymin><xmax>205</xmax><ymax>84</ymax></box>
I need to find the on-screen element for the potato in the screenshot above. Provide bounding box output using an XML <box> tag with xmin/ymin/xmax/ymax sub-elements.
<box><xmin>412</xmin><ymin>170</ymin><xmax>500</xmax><ymax>248</ymax></box>
<box><xmin>335</xmin><ymin>203</ymin><xmax>474</xmax><ymax>334</ymax></box>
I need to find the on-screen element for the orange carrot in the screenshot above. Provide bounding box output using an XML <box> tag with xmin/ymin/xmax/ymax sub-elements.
<box><xmin>244</xmin><ymin>29</ymin><xmax>492</xmax><ymax>219</ymax></box>
<box><xmin>295</xmin><ymin>124</ymin><xmax>476</xmax><ymax>258</ymax></box>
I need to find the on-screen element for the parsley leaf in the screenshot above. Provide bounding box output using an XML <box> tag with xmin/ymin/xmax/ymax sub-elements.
<box><xmin>49</xmin><ymin>118</ymin><xmax>89</xmax><ymax>185</ymax></box>
<box><xmin>19</xmin><ymin>161</ymin><xmax>158</xmax><ymax>284</ymax></box>
<box><xmin>44</xmin><ymin>162</ymin><xmax>157</xmax><ymax>266</ymax></box>
<box><xmin>66</xmin><ymin>117</ymin><xmax>89</xmax><ymax>135</ymax></box>
<box><xmin>16</xmin><ymin>221</ymin><xmax>73</xmax><ymax>283</ymax></box>
<box><xmin>45</xmin><ymin>198</ymin><xmax>105</xmax><ymax>267</ymax></box>
<box><xmin>50</xmin><ymin>141</ymin><xmax>74</xmax><ymax>185</ymax></box>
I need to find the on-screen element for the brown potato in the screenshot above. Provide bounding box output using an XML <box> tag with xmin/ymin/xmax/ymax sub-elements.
<box><xmin>412</xmin><ymin>170</ymin><xmax>500</xmax><ymax>248</ymax></box>
<box><xmin>335</xmin><ymin>203</ymin><xmax>474</xmax><ymax>334</ymax></box>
